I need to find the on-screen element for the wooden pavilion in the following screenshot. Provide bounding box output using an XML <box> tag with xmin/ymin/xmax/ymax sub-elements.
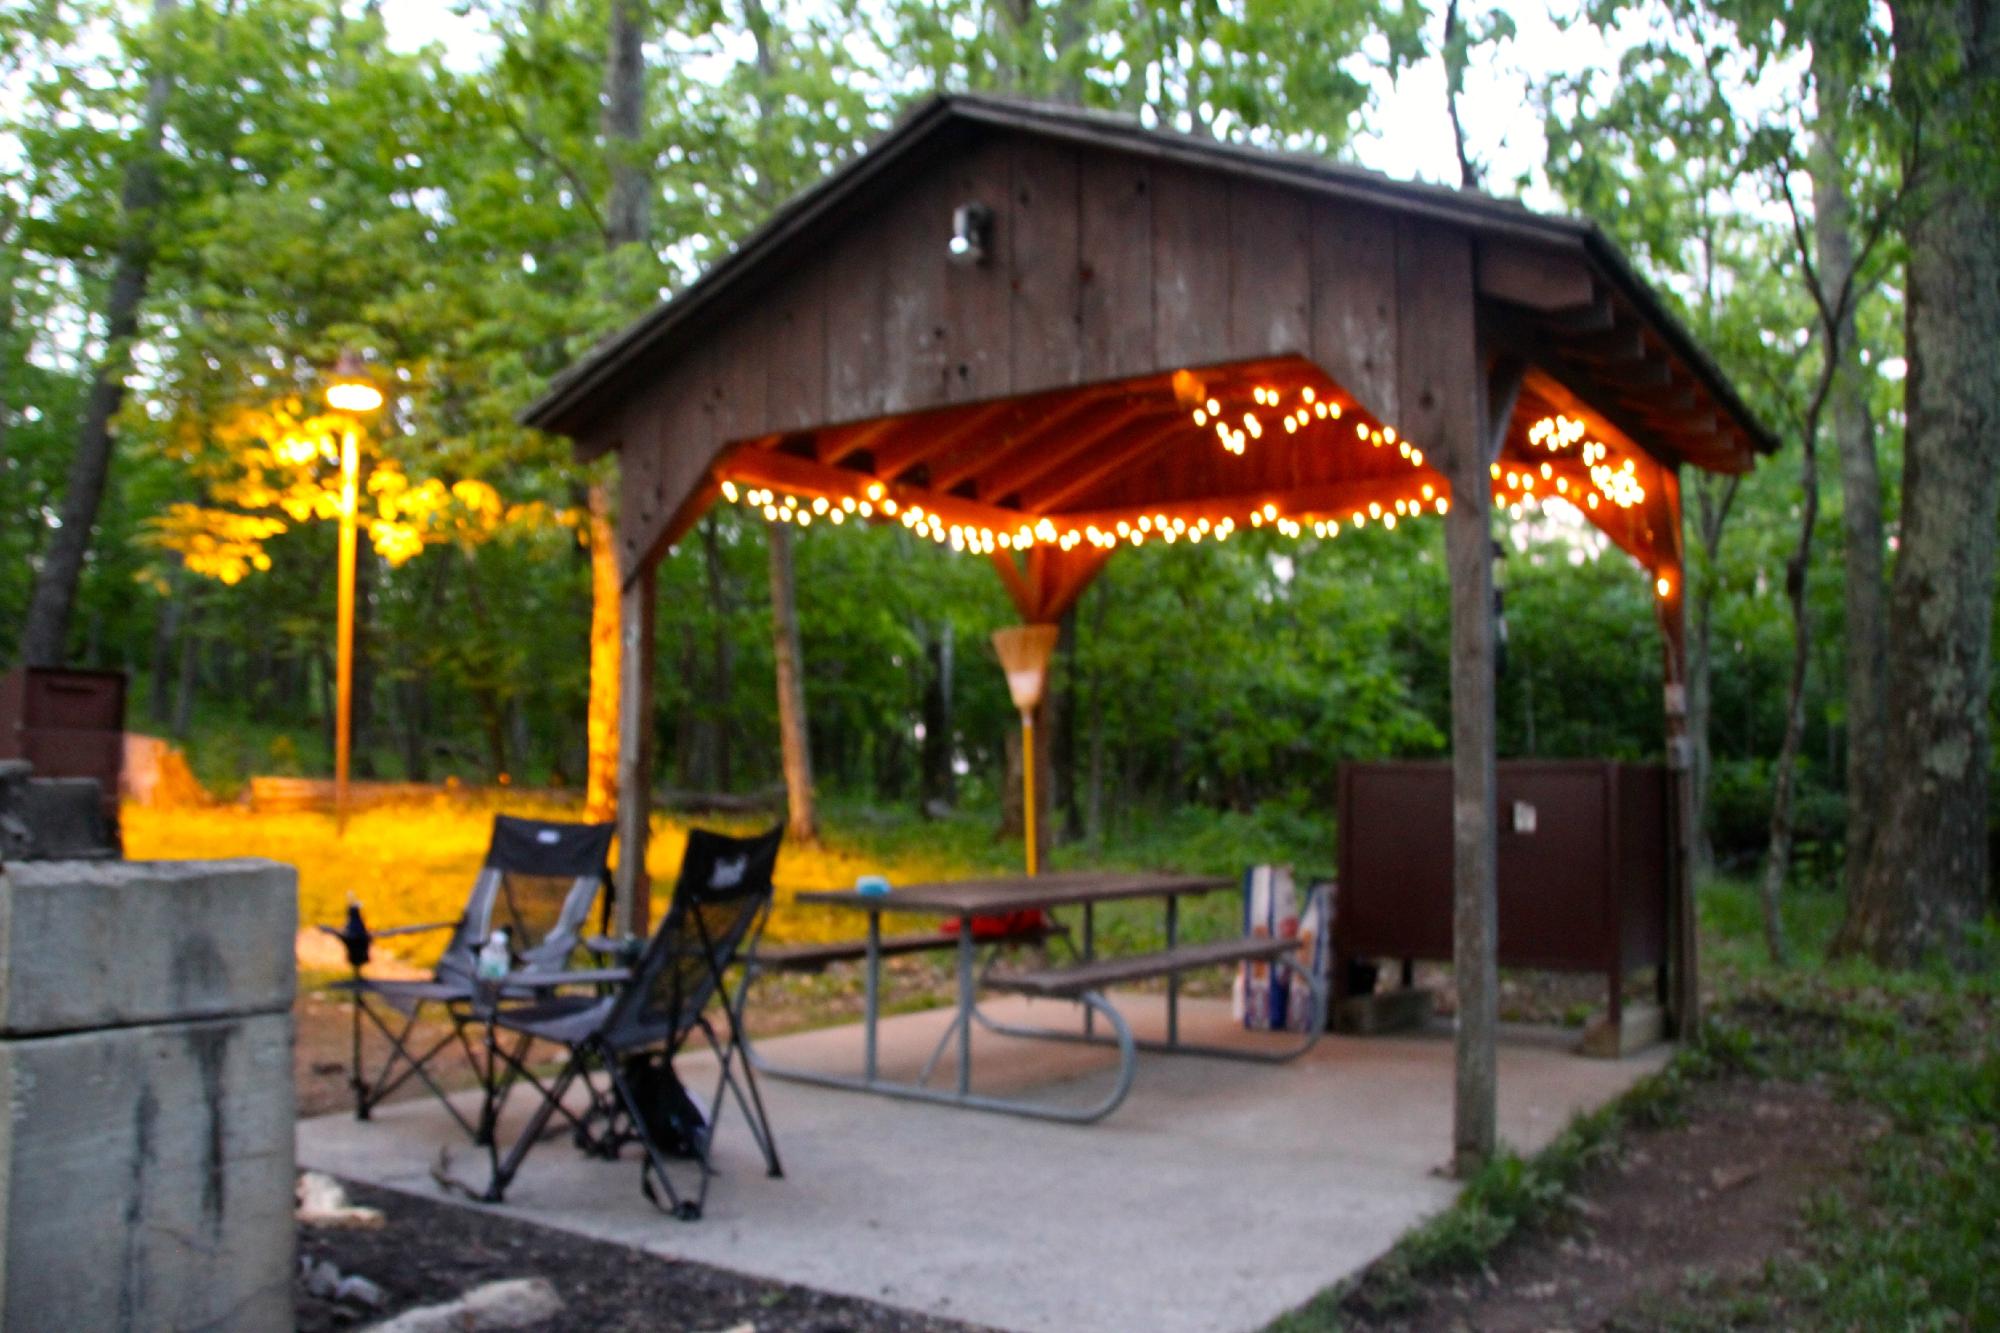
<box><xmin>522</xmin><ymin>95</ymin><xmax>1775</xmax><ymax>1167</ymax></box>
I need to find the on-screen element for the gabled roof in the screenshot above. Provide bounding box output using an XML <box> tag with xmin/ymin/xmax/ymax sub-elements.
<box><xmin>523</xmin><ymin>94</ymin><xmax>1776</xmax><ymax>461</ymax></box>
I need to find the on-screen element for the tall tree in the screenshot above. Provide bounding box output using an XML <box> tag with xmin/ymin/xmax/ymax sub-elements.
<box><xmin>18</xmin><ymin>0</ymin><xmax>178</xmax><ymax>666</ymax></box>
<box><xmin>582</xmin><ymin>0</ymin><xmax>652</xmax><ymax>821</ymax></box>
<box><xmin>1814</xmin><ymin>50</ymin><xmax>1889</xmax><ymax>908</ymax></box>
<box><xmin>767</xmin><ymin>521</ymin><xmax>818</xmax><ymax>842</ymax></box>
<box><xmin>1841</xmin><ymin>0</ymin><xmax>1999</xmax><ymax>964</ymax></box>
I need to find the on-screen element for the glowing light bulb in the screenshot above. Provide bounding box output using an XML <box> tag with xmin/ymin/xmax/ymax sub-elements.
<box><xmin>721</xmin><ymin>481</ymin><xmax>739</xmax><ymax>502</ymax></box>
<box><xmin>1205</xmin><ymin>398</ymin><xmax>1220</xmax><ymax>415</ymax></box>
<box><xmin>1194</xmin><ymin>409</ymin><xmax>1208</xmax><ymax>426</ymax></box>
<box><xmin>1302</xmin><ymin>386</ymin><xmax>1316</xmax><ymax>404</ymax></box>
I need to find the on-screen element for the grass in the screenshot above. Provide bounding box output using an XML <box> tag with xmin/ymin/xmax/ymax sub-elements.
<box><xmin>1268</xmin><ymin>875</ymin><xmax>2000</xmax><ymax>1331</ymax></box>
<box><xmin>123</xmin><ymin>789</ymin><xmax>1335</xmax><ymax>981</ymax></box>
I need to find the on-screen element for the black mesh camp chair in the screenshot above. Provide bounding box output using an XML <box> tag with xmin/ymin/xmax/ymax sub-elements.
<box><xmin>327</xmin><ymin>814</ymin><xmax>614</xmax><ymax>1139</ymax></box>
<box><xmin>477</xmin><ymin>823</ymin><xmax>785</xmax><ymax>1219</ymax></box>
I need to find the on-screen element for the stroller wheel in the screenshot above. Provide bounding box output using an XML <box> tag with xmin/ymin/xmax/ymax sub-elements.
<box><xmin>675</xmin><ymin>1200</ymin><xmax>701</xmax><ymax>1222</ymax></box>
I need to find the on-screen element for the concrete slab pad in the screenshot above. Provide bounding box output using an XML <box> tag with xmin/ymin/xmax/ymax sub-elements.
<box><xmin>299</xmin><ymin>995</ymin><xmax>1668</xmax><ymax>1333</ymax></box>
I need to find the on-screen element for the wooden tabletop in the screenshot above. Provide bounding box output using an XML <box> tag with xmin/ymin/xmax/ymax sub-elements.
<box><xmin>796</xmin><ymin>870</ymin><xmax>1233</xmax><ymax>916</ymax></box>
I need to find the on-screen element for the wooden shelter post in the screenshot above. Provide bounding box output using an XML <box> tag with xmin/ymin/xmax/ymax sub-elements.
<box><xmin>1656</xmin><ymin>471</ymin><xmax>1700</xmax><ymax>1036</ymax></box>
<box><xmin>614</xmin><ymin>562</ymin><xmax>657</xmax><ymax>938</ymax></box>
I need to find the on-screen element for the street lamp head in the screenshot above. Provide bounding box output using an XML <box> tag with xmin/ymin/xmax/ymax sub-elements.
<box><xmin>326</xmin><ymin>350</ymin><xmax>383</xmax><ymax>414</ymax></box>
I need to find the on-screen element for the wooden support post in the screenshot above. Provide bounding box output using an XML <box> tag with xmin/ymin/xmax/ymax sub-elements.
<box><xmin>1446</xmin><ymin>425</ymin><xmax>1500</xmax><ymax>1175</ymax></box>
<box><xmin>1656</xmin><ymin>472</ymin><xmax>1700</xmax><ymax>1037</ymax></box>
<box><xmin>614</xmin><ymin>564</ymin><xmax>657</xmax><ymax>939</ymax></box>
<box><xmin>1445</xmin><ymin>350</ymin><xmax>1520</xmax><ymax>1176</ymax></box>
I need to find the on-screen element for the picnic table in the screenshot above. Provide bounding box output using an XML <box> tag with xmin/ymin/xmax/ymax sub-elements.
<box><xmin>747</xmin><ymin>871</ymin><xmax>1325</xmax><ymax>1123</ymax></box>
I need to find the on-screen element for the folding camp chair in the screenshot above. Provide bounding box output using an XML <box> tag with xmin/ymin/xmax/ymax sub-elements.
<box><xmin>477</xmin><ymin>823</ymin><xmax>785</xmax><ymax>1219</ymax></box>
<box><xmin>327</xmin><ymin>814</ymin><xmax>614</xmax><ymax>1140</ymax></box>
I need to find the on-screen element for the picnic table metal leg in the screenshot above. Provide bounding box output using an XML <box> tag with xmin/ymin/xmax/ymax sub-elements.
<box><xmin>956</xmin><ymin>915</ymin><xmax>975</xmax><ymax>1096</ymax></box>
<box><xmin>864</xmin><ymin>910</ymin><xmax>881</xmax><ymax>1084</ymax></box>
<box><xmin>1166</xmin><ymin>895</ymin><xmax>1180</xmax><ymax>1047</ymax></box>
<box><xmin>1082</xmin><ymin>903</ymin><xmax>1095</xmax><ymax>1037</ymax></box>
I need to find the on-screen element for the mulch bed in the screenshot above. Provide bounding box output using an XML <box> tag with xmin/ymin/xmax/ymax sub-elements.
<box><xmin>1333</xmin><ymin>1074</ymin><xmax>1875</xmax><ymax>1331</ymax></box>
<box><xmin>297</xmin><ymin>1177</ymin><xmax>988</xmax><ymax>1332</ymax></box>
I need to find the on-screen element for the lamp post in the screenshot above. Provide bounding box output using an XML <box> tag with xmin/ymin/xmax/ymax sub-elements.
<box><xmin>325</xmin><ymin>351</ymin><xmax>383</xmax><ymax>836</ymax></box>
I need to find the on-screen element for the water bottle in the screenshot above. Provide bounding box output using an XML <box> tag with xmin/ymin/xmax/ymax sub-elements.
<box><xmin>476</xmin><ymin>928</ymin><xmax>511</xmax><ymax>983</ymax></box>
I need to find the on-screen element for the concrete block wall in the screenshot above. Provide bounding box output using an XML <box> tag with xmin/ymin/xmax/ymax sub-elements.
<box><xmin>0</xmin><ymin>858</ymin><xmax>296</xmax><ymax>1331</ymax></box>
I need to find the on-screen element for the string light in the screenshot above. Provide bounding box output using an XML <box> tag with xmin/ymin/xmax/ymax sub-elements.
<box><xmin>713</xmin><ymin>473</ymin><xmax>1446</xmax><ymax>555</ymax></box>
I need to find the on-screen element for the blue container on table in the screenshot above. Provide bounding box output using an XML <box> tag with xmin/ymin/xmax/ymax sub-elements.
<box><xmin>855</xmin><ymin>874</ymin><xmax>891</xmax><ymax>897</ymax></box>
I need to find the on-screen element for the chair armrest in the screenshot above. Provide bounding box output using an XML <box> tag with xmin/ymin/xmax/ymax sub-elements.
<box><xmin>583</xmin><ymin>934</ymin><xmax>644</xmax><ymax>964</ymax></box>
<box><xmin>369</xmin><ymin>920</ymin><xmax>461</xmax><ymax>939</ymax></box>
<box><xmin>501</xmin><ymin>967</ymin><xmax>630</xmax><ymax>991</ymax></box>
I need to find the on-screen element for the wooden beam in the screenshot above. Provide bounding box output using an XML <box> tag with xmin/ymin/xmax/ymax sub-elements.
<box><xmin>1019</xmin><ymin>417</ymin><xmax>1185</xmax><ymax>512</ymax></box>
<box><xmin>1554</xmin><ymin>323</ymin><xmax>1646</xmax><ymax>365</ymax></box>
<box><xmin>614</xmin><ymin>563</ymin><xmax>657</xmax><ymax>938</ymax></box>
<box><xmin>929</xmin><ymin>393</ymin><xmax>1109</xmax><ymax>494</ymax></box>
<box><xmin>1027</xmin><ymin>544</ymin><xmax>1113</xmax><ymax>621</ymax></box>
<box><xmin>1539</xmin><ymin>294</ymin><xmax>1616</xmax><ymax>333</ymax></box>
<box><xmin>872</xmin><ymin>400</ymin><xmax>1019</xmax><ymax>479</ymax></box>
<box><xmin>1476</xmin><ymin>238</ymin><xmax>1596</xmax><ymax>312</ymax></box>
<box><xmin>987</xmin><ymin>549</ymin><xmax>1037</xmax><ymax>619</ymax></box>
<box><xmin>974</xmin><ymin>402</ymin><xmax>1154</xmax><ymax>502</ymax></box>
<box><xmin>819</xmin><ymin>417</ymin><xmax>900</xmax><ymax>465</ymax></box>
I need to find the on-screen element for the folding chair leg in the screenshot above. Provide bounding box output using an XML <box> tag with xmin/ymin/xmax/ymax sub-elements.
<box><xmin>483</xmin><ymin>1050</ymin><xmax>583</xmax><ymax>1203</ymax></box>
<box><xmin>709</xmin><ymin>992</ymin><xmax>784</xmax><ymax>1178</ymax></box>
<box><xmin>349</xmin><ymin>971</ymin><xmax>368</xmax><ymax>1119</ymax></box>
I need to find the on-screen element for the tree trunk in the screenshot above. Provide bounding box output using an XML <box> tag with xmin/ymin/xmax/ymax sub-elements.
<box><xmin>701</xmin><ymin>513</ymin><xmax>733</xmax><ymax>790</ymax></box>
<box><xmin>1686</xmin><ymin>474</ymin><xmax>1739</xmax><ymax>873</ymax></box>
<box><xmin>602</xmin><ymin>0</ymin><xmax>649</xmax><ymax>249</ymax></box>
<box><xmin>767</xmin><ymin>522</ymin><xmax>817</xmax><ymax>843</ymax></box>
<box><xmin>1814</xmin><ymin>57</ymin><xmax>1888</xmax><ymax>908</ymax></box>
<box><xmin>1084</xmin><ymin>581</ymin><xmax>1107</xmax><ymax>845</ymax></box>
<box><xmin>18</xmin><ymin>0</ymin><xmax>178</xmax><ymax>667</ymax></box>
<box><xmin>1841</xmin><ymin>0</ymin><xmax>2000</xmax><ymax>966</ymax></box>
<box><xmin>148</xmin><ymin>567</ymin><xmax>186</xmax><ymax>728</ymax></box>
<box><xmin>172</xmin><ymin>601</ymin><xmax>200</xmax><ymax>740</ymax></box>
<box><xmin>921</xmin><ymin>619</ymin><xmax>955</xmax><ymax>810</ymax></box>
<box><xmin>1058</xmin><ymin>604</ymin><xmax>1083</xmax><ymax>839</ymax></box>
<box><xmin>1758</xmin><ymin>439</ymin><xmax>1815</xmax><ymax>963</ymax></box>
<box><xmin>583</xmin><ymin>483</ymin><xmax>621</xmax><ymax>820</ymax></box>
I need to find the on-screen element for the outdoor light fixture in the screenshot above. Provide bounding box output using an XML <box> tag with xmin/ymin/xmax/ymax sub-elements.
<box><xmin>325</xmin><ymin>349</ymin><xmax>384</xmax><ymax>415</ymax></box>
<box><xmin>948</xmin><ymin>202</ymin><xmax>993</xmax><ymax>266</ymax></box>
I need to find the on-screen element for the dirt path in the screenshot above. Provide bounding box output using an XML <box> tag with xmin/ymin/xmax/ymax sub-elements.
<box><xmin>1337</xmin><ymin>1076</ymin><xmax>1872</xmax><ymax>1331</ymax></box>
